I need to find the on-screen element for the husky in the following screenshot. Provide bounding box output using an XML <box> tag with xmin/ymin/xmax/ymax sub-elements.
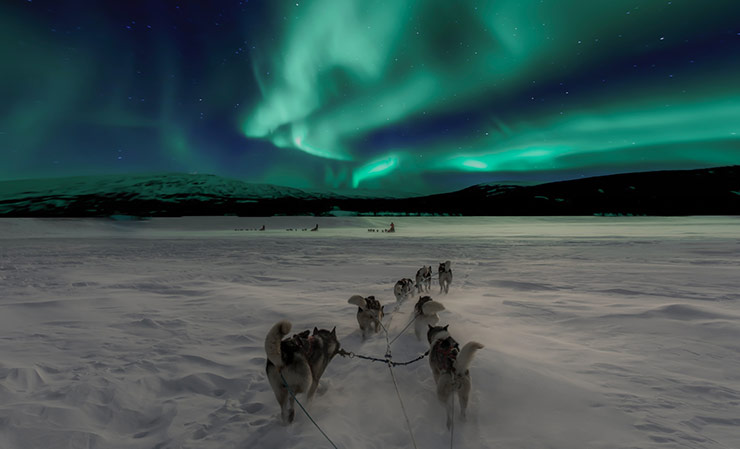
<box><xmin>264</xmin><ymin>320</ymin><xmax>341</xmax><ymax>424</ymax></box>
<box><xmin>438</xmin><ymin>261</ymin><xmax>452</xmax><ymax>294</ymax></box>
<box><xmin>348</xmin><ymin>295</ymin><xmax>385</xmax><ymax>340</ymax></box>
<box><xmin>415</xmin><ymin>265</ymin><xmax>432</xmax><ymax>293</ymax></box>
<box><xmin>413</xmin><ymin>296</ymin><xmax>445</xmax><ymax>341</ymax></box>
<box><xmin>427</xmin><ymin>324</ymin><xmax>483</xmax><ymax>429</ymax></box>
<box><xmin>394</xmin><ymin>278</ymin><xmax>415</xmax><ymax>302</ymax></box>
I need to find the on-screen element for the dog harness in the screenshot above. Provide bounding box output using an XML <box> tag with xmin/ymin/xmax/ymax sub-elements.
<box><xmin>363</xmin><ymin>296</ymin><xmax>382</xmax><ymax>311</ymax></box>
<box><xmin>292</xmin><ymin>333</ymin><xmax>316</xmax><ymax>359</ymax></box>
<box><xmin>397</xmin><ymin>279</ymin><xmax>414</xmax><ymax>296</ymax></box>
<box><xmin>431</xmin><ymin>336</ymin><xmax>460</xmax><ymax>374</ymax></box>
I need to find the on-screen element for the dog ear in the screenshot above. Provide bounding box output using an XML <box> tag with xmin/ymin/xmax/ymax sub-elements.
<box><xmin>313</xmin><ymin>327</ymin><xmax>319</xmax><ymax>335</ymax></box>
<box><xmin>428</xmin><ymin>324</ymin><xmax>433</xmax><ymax>329</ymax></box>
<box><xmin>443</xmin><ymin>325</ymin><xmax>449</xmax><ymax>330</ymax></box>
<box><xmin>331</xmin><ymin>327</ymin><xmax>336</xmax><ymax>337</ymax></box>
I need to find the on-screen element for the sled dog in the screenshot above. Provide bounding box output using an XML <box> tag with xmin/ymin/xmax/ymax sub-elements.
<box><xmin>348</xmin><ymin>295</ymin><xmax>385</xmax><ymax>340</ymax></box>
<box><xmin>415</xmin><ymin>265</ymin><xmax>432</xmax><ymax>293</ymax></box>
<box><xmin>394</xmin><ymin>278</ymin><xmax>415</xmax><ymax>302</ymax></box>
<box><xmin>427</xmin><ymin>324</ymin><xmax>483</xmax><ymax>429</ymax></box>
<box><xmin>438</xmin><ymin>261</ymin><xmax>453</xmax><ymax>294</ymax></box>
<box><xmin>265</xmin><ymin>320</ymin><xmax>341</xmax><ymax>424</ymax></box>
<box><xmin>413</xmin><ymin>296</ymin><xmax>445</xmax><ymax>341</ymax></box>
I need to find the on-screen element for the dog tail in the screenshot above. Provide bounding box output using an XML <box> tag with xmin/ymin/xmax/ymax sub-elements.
<box><xmin>421</xmin><ymin>300</ymin><xmax>445</xmax><ymax>315</ymax></box>
<box><xmin>265</xmin><ymin>320</ymin><xmax>291</xmax><ymax>368</ymax></box>
<box><xmin>348</xmin><ymin>295</ymin><xmax>367</xmax><ymax>310</ymax></box>
<box><xmin>454</xmin><ymin>341</ymin><xmax>484</xmax><ymax>373</ymax></box>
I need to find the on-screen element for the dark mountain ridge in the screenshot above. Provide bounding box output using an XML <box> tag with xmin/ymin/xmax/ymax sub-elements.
<box><xmin>0</xmin><ymin>166</ymin><xmax>738</xmax><ymax>217</ymax></box>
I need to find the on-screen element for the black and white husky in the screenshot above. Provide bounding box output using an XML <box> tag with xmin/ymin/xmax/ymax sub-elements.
<box><xmin>427</xmin><ymin>324</ymin><xmax>483</xmax><ymax>429</ymax></box>
<box><xmin>438</xmin><ymin>261</ymin><xmax>453</xmax><ymax>294</ymax></box>
<box><xmin>413</xmin><ymin>296</ymin><xmax>445</xmax><ymax>341</ymax></box>
<box><xmin>415</xmin><ymin>265</ymin><xmax>432</xmax><ymax>293</ymax></box>
<box><xmin>264</xmin><ymin>321</ymin><xmax>341</xmax><ymax>424</ymax></box>
<box><xmin>394</xmin><ymin>278</ymin><xmax>415</xmax><ymax>302</ymax></box>
<box><xmin>348</xmin><ymin>295</ymin><xmax>385</xmax><ymax>340</ymax></box>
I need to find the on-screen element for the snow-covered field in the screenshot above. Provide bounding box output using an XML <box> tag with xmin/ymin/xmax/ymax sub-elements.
<box><xmin>1</xmin><ymin>216</ymin><xmax>738</xmax><ymax>449</ymax></box>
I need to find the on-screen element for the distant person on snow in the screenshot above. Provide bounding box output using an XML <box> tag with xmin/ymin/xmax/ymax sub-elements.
<box><xmin>259</xmin><ymin>225</ymin><xmax>265</xmax><ymax>231</ymax></box>
<box><xmin>310</xmin><ymin>224</ymin><xmax>319</xmax><ymax>231</ymax></box>
<box><xmin>387</xmin><ymin>222</ymin><xmax>395</xmax><ymax>233</ymax></box>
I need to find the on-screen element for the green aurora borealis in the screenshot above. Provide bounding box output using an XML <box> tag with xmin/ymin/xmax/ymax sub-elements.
<box><xmin>2</xmin><ymin>0</ymin><xmax>739</xmax><ymax>194</ymax></box>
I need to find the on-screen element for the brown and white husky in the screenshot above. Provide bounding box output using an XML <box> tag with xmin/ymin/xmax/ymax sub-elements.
<box><xmin>427</xmin><ymin>324</ymin><xmax>483</xmax><ymax>429</ymax></box>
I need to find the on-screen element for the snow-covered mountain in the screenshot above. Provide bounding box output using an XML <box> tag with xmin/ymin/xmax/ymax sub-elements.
<box><xmin>0</xmin><ymin>173</ymin><xmax>325</xmax><ymax>217</ymax></box>
<box><xmin>0</xmin><ymin>173</ymin><xmax>315</xmax><ymax>202</ymax></box>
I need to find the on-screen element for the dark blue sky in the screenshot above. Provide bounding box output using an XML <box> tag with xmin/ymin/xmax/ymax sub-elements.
<box><xmin>2</xmin><ymin>0</ymin><xmax>739</xmax><ymax>194</ymax></box>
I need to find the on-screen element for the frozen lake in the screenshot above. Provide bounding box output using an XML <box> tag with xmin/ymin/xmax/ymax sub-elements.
<box><xmin>0</xmin><ymin>216</ymin><xmax>738</xmax><ymax>449</ymax></box>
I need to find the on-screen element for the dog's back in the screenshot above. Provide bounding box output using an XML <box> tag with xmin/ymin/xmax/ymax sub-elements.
<box><xmin>264</xmin><ymin>321</ymin><xmax>341</xmax><ymax>424</ymax></box>
<box><xmin>414</xmin><ymin>296</ymin><xmax>445</xmax><ymax>340</ymax></box>
<box><xmin>265</xmin><ymin>321</ymin><xmax>312</xmax><ymax>423</ymax></box>
<box><xmin>348</xmin><ymin>295</ymin><xmax>384</xmax><ymax>339</ymax></box>
<box><xmin>427</xmin><ymin>324</ymin><xmax>483</xmax><ymax>429</ymax></box>
<box><xmin>438</xmin><ymin>261</ymin><xmax>452</xmax><ymax>294</ymax></box>
<box><xmin>430</xmin><ymin>335</ymin><xmax>459</xmax><ymax>379</ymax></box>
<box><xmin>416</xmin><ymin>265</ymin><xmax>432</xmax><ymax>293</ymax></box>
<box><xmin>394</xmin><ymin>278</ymin><xmax>414</xmax><ymax>301</ymax></box>
<box><xmin>304</xmin><ymin>327</ymin><xmax>341</xmax><ymax>386</ymax></box>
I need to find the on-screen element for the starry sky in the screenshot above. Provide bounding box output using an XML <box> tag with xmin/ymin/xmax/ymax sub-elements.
<box><xmin>2</xmin><ymin>0</ymin><xmax>739</xmax><ymax>195</ymax></box>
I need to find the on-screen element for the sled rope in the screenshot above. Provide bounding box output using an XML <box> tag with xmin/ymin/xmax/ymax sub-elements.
<box><xmin>387</xmin><ymin>360</ymin><xmax>420</xmax><ymax>449</ymax></box>
<box><xmin>380</xmin><ymin>312</ymin><xmax>420</xmax><ymax>449</ymax></box>
<box><xmin>450</xmin><ymin>394</ymin><xmax>455</xmax><ymax>449</ymax></box>
<box><xmin>338</xmin><ymin>348</ymin><xmax>428</xmax><ymax>366</ymax></box>
<box><xmin>338</xmin><ymin>298</ymin><xmax>428</xmax><ymax>365</ymax></box>
<box><xmin>388</xmin><ymin>314</ymin><xmax>418</xmax><ymax>346</ymax></box>
<box><xmin>280</xmin><ymin>372</ymin><xmax>340</xmax><ymax>449</ymax></box>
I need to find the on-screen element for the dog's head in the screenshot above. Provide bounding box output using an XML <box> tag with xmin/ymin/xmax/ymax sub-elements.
<box><xmin>312</xmin><ymin>326</ymin><xmax>341</xmax><ymax>357</ymax></box>
<box><xmin>427</xmin><ymin>324</ymin><xmax>450</xmax><ymax>345</ymax></box>
<box><xmin>438</xmin><ymin>261</ymin><xmax>451</xmax><ymax>273</ymax></box>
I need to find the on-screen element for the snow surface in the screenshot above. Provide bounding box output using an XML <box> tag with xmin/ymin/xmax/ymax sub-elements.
<box><xmin>0</xmin><ymin>216</ymin><xmax>738</xmax><ymax>449</ymax></box>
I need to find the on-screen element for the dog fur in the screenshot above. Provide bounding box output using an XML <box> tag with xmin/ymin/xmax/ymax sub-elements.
<box><xmin>427</xmin><ymin>324</ymin><xmax>483</xmax><ymax>429</ymax></box>
<box><xmin>348</xmin><ymin>295</ymin><xmax>385</xmax><ymax>340</ymax></box>
<box><xmin>438</xmin><ymin>261</ymin><xmax>453</xmax><ymax>294</ymax></box>
<box><xmin>413</xmin><ymin>296</ymin><xmax>445</xmax><ymax>341</ymax></box>
<box><xmin>264</xmin><ymin>320</ymin><xmax>341</xmax><ymax>424</ymax></box>
<box><xmin>415</xmin><ymin>265</ymin><xmax>432</xmax><ymax>293</ymax></box>
<box><xmin>393</xmin><ymin>278</ymin><xmax>415</xmax><ymax>302</ymax></box>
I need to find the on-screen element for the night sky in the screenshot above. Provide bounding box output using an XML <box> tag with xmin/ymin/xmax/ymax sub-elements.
<box><xmin>2</xmin><ymin>0</ymin><xmax>739</xmax><ymax>195</ymax></box>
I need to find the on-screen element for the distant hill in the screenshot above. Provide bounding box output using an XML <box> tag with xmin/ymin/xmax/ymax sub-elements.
<box><xmin>410</xmin><ymin>165</ymin><xmax>740</xmax><ymax>216</ymax></box>
<box><xmin>0</xmin><ymin>166</ymin><xmax>738</xmax><ymax>217</ymax></box>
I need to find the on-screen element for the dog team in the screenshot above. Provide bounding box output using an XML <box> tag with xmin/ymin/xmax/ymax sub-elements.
<box><xmin>264</xmin><ymin>260</ymin><xmax>483</xmax><ymax>430</ymax></box>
